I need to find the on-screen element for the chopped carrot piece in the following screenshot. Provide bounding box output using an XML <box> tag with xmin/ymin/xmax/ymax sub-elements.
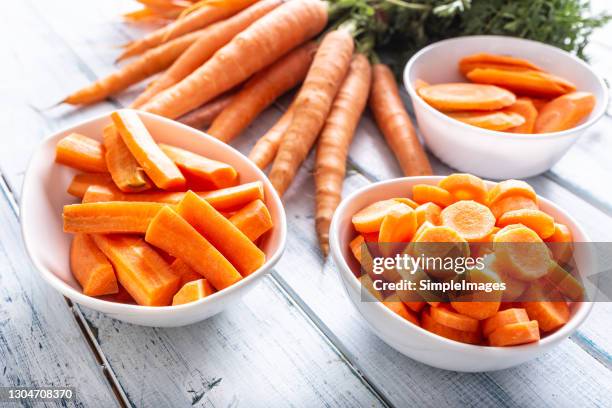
<box><xmin>545</xmin><ymin>263</ymin><xmax>584</xmax><ymax>302</ymax></box>
<box><xmin>378</xmin><ymin>204</ymin><xmax>417</xmax><ymax>243</ymax></box>
<box><xmin>421</xmin><ymin>310</ymin><xmax>482</xmax><ymax>345</ymax></box>
<box><xmin>81</xmin><ymin>185</ymin><xmax>121</xmax><ymax>203</ymax></box>
<box><xmin>383</xmin><ymin>294</ymin><xmax>419</xmax><ymax>325</ymax></box>
<box><xmin>450</xmin><ymin>301</ymin><xmax>500</xmax><ymax>321</ymax></box>
<box><xmin>545</xmin><ymin>223</ymin><xmax>573</xmax><ymax>264</ymax></box>
<box><xmin>92</xmin><ymin>234</ymin><xmax>180</xmax><ymax>306</ymax></box>
<box><xmin>459</xmin><ymin>53</ymin><xmax>542</xmax><ymax>76</ymax></box>
<box><xmin>67</xmin><ymin>173</ymin><xmax>114</xmax><ymax>198</ymax></box>
<box><xmin>522</xmin><ymin>300</ymin><xmax>570</xmax><ymax>332</ymax></box>
<box><xmin>488</xmin><ymin>320</ymin><xmax>540</xmax><ymax>346</ymax></box>
<box><xmin>172</xmin><ymin>279</ymin><xmax>215</xmax><ymax>306</ymax></box>
<box><xmin>412</xmin><ymin>225</ymin><xmax>470</xmax><ymax>279</ymax></box>
<box><xmin>497</xmin><ymin>209</ymin><xmax>555</xmax><ymax>239</ymax></box>
<box><xmin>145</xmin><ymin>206</ymin><xmax>242</xmax><ymax>290</ymax></box>
<box><xmin>489</xmin><ymin>195</ymin><xmax>538</xmax><ymax>219</ymax></box>
<box><xmin>466</xmin><ymin>68</ymin><xmax>576</xmax><ymax>97</ymax></box>
<box><xmin>448</xmin><ymin>111</ymin><xmax>525</xmax><ymax>131</ymax></box>
<box><xmin>102</xmin><ymin>124</ymin><xmax>152</xmax><ymax>192</ymax></box>
<box><xmin>159</xmin><ymin>143</ymin><xmax>238</xmax><ymax>189</ymax></box>
<box><xmin>100</xmin><ymin>283</ymin><xmax>135</xmax><ymax>304</ymax></box>
<box><xmin>111</xmin><ymin>110</ymin><xmax>186</xmax><ymax>190</ymax></box>
<box><xmin>482</xmin><ymin>308</ymin><xmax>529</xmax><ymax>337</ymax></box>
<box><xmin>441</xmin><ymin>200</ymin><xmax>496</xmax><ymax>242</ymax></box>
<box><xmin>349</xmin><ymin>235</ymin><xmax>365</xmax><ymax>263</ymax></box>
<box><xmin>428</xmin><ymin>302</ymin><xmax>440</xmax><ymax>307</ymax></box>
<box><xmin>352</xmin><ymin>199</ymin><xmax>405</xmax><ymax>233</ymax></box>
<box><xmin>359</xmin><ymin>274</ymin><xmax>383</xmax><ymax>301</ymax></box>
<box><xmin>488</xmin><ymin>179</ymin><xmax>537</xmax><ymax>206</ymax></box>
<box><xmin>56</xmin><ymin>133</ymin><xmax>107</xmax><ymax>173</ymax></box>
<box><xmin>504</xmin><ymin>97</ymin><xmax>538</xmax><ymax>133</ymax></box>
<box><xmin>412</xmin><ymin>184</ymin><xmax>453</xmax><ymax>207</ymax></box>
<box><xmin>393</xmin><ymin>197</ymin><xmax>419</xmax><ymax>209</ymax></box>
<box><xmin>438</xmin><ymin>173</ymin><xmax>488</xmax><ymax>204</ymax></box>
<box><xmin>177</xmin><ymin>191</ymin><xmax>266</xmax><ymax>276</ymax></box>
<box><xmin>415</xmin><ymin>202</ymin><xmax>441</xmax><ymax>227</ymax></box>
<box><xmin>63</xmin><ymin>202</ymin><xmax>167</xmax><ymax>234</ymax></box>
<box><xmin>534</xmin><ymin>91</ymin><xmax>596</xmax><ymax>133</ymax></box>
<box><xmin>169</xmin><ymin>258</ymin><xmax>202</xmax><ymax>286</ymax></box>
<box><xmin>417</xmin><ymin>83</ymin><xmax>515</xmax><ymax>111</ymax></box>
<box><xmin>431</xmin><ymin>304</ymin><xmax>480</xmax><ymax>332</ymax></box>
<box><xmin>530</xmin><ymin>97</ymin><xmax>550</xmax><ymax>111</ymax></box>
<box><xmin>404</xmin><ymin>301</ymin><xmax>426</xmax><ymax>313</ymax></box>
<box><xmin>493</xmin><ymin>225</ymin><xmax>552</xmax><ymax>281</ymax></box>
<box><xmin>228</xmin><ymin>199</ymin><xmax>273</xmax><ymax>242</ymax></box>
<box><xmin>201</xmin><ymin>181</ymin><xmax>264</xmax><ymax>211</ymax></box>
<box><xmin>70</xmin><ymin>234</ymin><xmax>118</xmax><ymax>296</ymax></box>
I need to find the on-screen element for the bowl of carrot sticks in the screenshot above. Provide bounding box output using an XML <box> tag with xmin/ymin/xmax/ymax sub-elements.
<box><xmin>20</xmin><ymin>109</ymin><xmax>287</xmax><ymax>327</ymax></box>
<box><xmin>404</xmin><ymin>35</ymin><xmax>608</xmax><ymax>180</ymax></box>
<box><xmin>329</xmin><ymin>173</ymin><xmax>594</xmax><ymax>372</ymax></box>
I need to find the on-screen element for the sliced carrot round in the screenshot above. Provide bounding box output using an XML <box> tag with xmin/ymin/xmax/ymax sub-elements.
<box><xmin>430</xmin><ymin>304</ymin><xmax>480</xmax><ymax>332</ymax></box>
<box><xmin>378</xmin><ymin>204</ymin><xmax>417</xmax><ymax>243</ymax></box>
<box><xmin>393</xmin><ymin>197</ymin><xmax>419</xmax><ymax>209</ymax></box>
<box><xmin>415</xmin><ymin>202</ymin><xmax>441</xmax><ymax>227</ymax></box>
<box><xmin>466</xmin><ymin>68</ymin><xmax>576</xmax><ymax>97</ymax></box>
<box><xmin>418</xmin><ymin>83</ymin><xmax>516</xmax><ymax>111</ymax></box>
<box><xmin>438</xmin><ymin>173</ymin><xmax>488</xmax><ymax>204</ymax></box>
<box><xmin>441</xmin><ymin>200</ymin><xmax>496</xmax><ymax>242</ymax></box>
<box><xmin>352</xmin><ymin>199</ymin><xmax>404</xmax><ymax>233</ymax></box>
<box><xmin>412</xmin><ymin>184</ymin><xmax>453</xmax><ymax>207</ymax></box>
<box><xmin>522</xmin><ymin>301</ymin><xmax>570</xmax><ymax>332</ymax></box>
<box><xmin>482</xmin><ymin>308</ymin><xmax>529</xmax><ymax>337</ymax></box>
<box><xmin>488</xmin><ymin>320</ymin><xmax>540</xmax><ymax>346</ymax></box>
<box><xmin>383</xmin><ymin>296</ymin><xmax>419</xmax><ymax>326</ymax></box>
<box><xmin>497</xmin><ymin>209</ymin><xmax>555</xmax><ymax>239</ymax></box>
<box><xmin>459</xmin><ymin>53</ymin><xmax>542</xmax><ymax>76</ymax></box>
<box><xmin>421</xmin><ymin>309</ymin><xmax>482</xmax><ymax>345</ymax></box>
<box><xmin>534</xmin><ymin>91</ymin><xmax>596</xmax><ymax>133</ymax></box>
<box><xmin>412</xmin><ymin>225</ymin><xmax>470</xmax><ymax>279</ymax></box>
<box><xmin>489</xmin><ymin>195</ymin><xmax>538</xmax><ymax>219</ymax></box>
<box><xmin>488</xmin><ymin>179</ymin><xmax>537</xmax><ymax>205</ymax></box>
<box><xmin>504</xmin><ymin>97</ymin><xmax>538</xmax><ymax>133</ymax></box>
<box><xmin>493</xmin><ymin>225</ymin><xmax>552</xmax><ymax>281</ymax></box>
<box><xmin>448</xmin><ymin>111</ymin><xmax>525</xmax><ymax>131</ymax></box>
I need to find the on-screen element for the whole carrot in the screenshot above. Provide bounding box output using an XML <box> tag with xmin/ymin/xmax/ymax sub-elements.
<box><xmin>131</xmin><ymin>0</ymin><xmax>281</xmax><ymax>108</ymax></box>
<box><xmin>207</xmin><ymin>42</ymin><xmax>317</xmax><ymax>142</ymax></box>
<box><xmin>64</xmin><ymin>30</ymin><xmax>203</xmax><ymax>105</ymax></box>
<box><xmin>268</xmin><ymin>29</ymin><xmax>354</xmax><ymax>195</ymax></box>
<box><xmin>140</xmin><ymin>0</ymin><xmax>328</xmax><ymax>119</ymax></box>
<box><xmin>177</xmin><ymin>92</ymin><xmax>236</xmax><ymax>129</ymax></box>
<box><xmin>248</xmin><ymin>102</ymin><xmax>295</xmax><ymax>169</ymax></box>
<box><xmin>118</xmin><ymin>0</ymin><xmax>258</xmax><ymax>61</ymax></box>
<box><xmin>315</xmin><ymin>54</ymin><xmax>371</xmax><ymax>255</ymax></box>
<box><xmin>369</xmin><ymin>64</ymin><xmax>432</xmax><ymax>176</ymax></box>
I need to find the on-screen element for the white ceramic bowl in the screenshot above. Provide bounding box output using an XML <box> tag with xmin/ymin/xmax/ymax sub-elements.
<box><xmin>329</xmin><ymin>176</ymin><xmax>594</xmax><ymax>372</ymax></box>
<box><xmin>404</xmin><ymin>35</ymin><xmax>608</xmax><ymax>180</ymax></box>
<box><xmin>21</xmin><ymin>110</ymin><xmax>287</xmax><ymax>327</ymax></box>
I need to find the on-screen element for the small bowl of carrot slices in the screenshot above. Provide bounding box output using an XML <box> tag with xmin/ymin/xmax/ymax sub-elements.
<box><xmin>20</xmin><ymin>109</ymin><xmax>287</xmax><ymax>327</ymax></box>
<box><xmin>404</xmin><ymin>35</ymin><xmax>608</xmax><ymax>180</ymax></box>
<box><xmin>329</xmin><ymin>173</ymin><xmax>594</xmax><ymax>372</ymax></box>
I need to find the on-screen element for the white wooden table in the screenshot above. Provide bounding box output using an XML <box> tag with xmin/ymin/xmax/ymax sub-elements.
<box><xmin>1</xmin><ymin>1</ymin><xmax>611</xmax><ymax>406</ymax></box>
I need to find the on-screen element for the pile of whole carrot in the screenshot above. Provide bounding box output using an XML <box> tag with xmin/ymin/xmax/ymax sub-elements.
<box><xmin>56</xmin><ymin>109</ymin><xmax>274</xmax><ymax>306</ymax></box>
<box><xmin>62</xmin><ymin>0</ymin><xmax>433</xmax><ymax>255</ymax></box>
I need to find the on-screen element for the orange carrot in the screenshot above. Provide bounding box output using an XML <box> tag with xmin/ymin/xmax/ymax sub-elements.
<box><xmin>63</xmin><ymin>202</ymin><xmax>167</xmax><ymax>234</ymax></box>
<box><xmin>349</xmin><ymin>235</ymin><xmax>366</xmax><ymax>263</ymax></box>
<box><xmin>415</xmin><ymin>202</ymin><xmax>441</xmax><ymax>226</ymax></box>
<box><xmin>64</xmin><ymin>30</ymin><xmax>205</xmax><ymax>105</ymax></box>
<box><xmin>169</xmin><ymin>258</ymin><xmax>202</xmax><ymax>286</ymax></box>
<box><xmin>546</xmin><ymin>263</ymin><xmax>584</xmax><ymax>302</ymax></box>
<box><xmin>177</xmin><ymin>191</ymin><xmax>266</xmax><ymax>276</ymax></box>
<box><xmin>378</xmin><ymin>204</ymin><xmax>417</xmax><ymax>243</ymax></box>
<box><xmin>497</xmin><ymin>208</ymin><xmax>555</xmax><ymax>239</ymax></box>
<box><xmin>352</xmin><ymin>199</ymin><xmax>406</xmax><ymax>233</ymax></box>
<box><xmin>70</xmin><ymin>233</ymin><xmax>118</xmax><ymax>296</ymax></box>
<box><xmin>488</xmin><ymin>179</ymin><xmax>537</xmax><ymax>205</ymax></box>
<box><xmin>229</xmin><ymin>199</ymin><xmax>273</xmax><ymax>241</ymax></box>
<box><xmin>383</xmin><ymin>294</ymin><xmax>419</xmax><ymax>325</ymax></box>
<box><xmin>92</xmin><ymin>234</ymin><xmax>180</xmax><ymax>306</ymax></box>
<box><xmin>505</xmin><ymin>97</ymin><xmax>538</xmax><ymax>133</ymax></box>
<box><xmin>131</xmin><ymin>0</ymin><xmax>281</xmax><ymax>107</ymax></box>
<box><xmin>172</xmin><ymin>279</ymin><xmax>215</xmax><ymax>305</ymax></box>
<box><xmin>208</xmin><ymin>42</ymin><xmax>317</xmax><ymax>142</ymax></box>
<box><xmin>534</xmin><ymin>92</ymin><xmax>596</xmax><ymax>133</ymax></box>
<box><xmin>522</xmin><ymin>300</ymin><xmax>570</xmax><ymax>332</ymax></box>
<box><xmin>145</xmin><ymin>206</ymin><xmax>243</xmax><ymax>290</ymax></box>
<box><xmin>359</xmin><ymin>274</ymin><xmax>384</xmax><ymax>301</ymax></box>
<box><xmin>159</xmin><ymin>143</ymin><xmax>238</xmax><ymax>189</ymax></box>
<box><xmin>482</xmin><ymin>308</ymin><xmax>529</xmax><ymax>337</ymax></box>
<box><xmin>488</xmin><ymin>320</ymin><xmax>540</xmax><ymax>346</ymax></box>
<box><xmin>467</xmin><ymin>68</ymin><xmax>576</xmax><ymax>97</ymax></box>
<box><xmin>141</xmin><ymin>0</ymin><xmax>328</xmax><ymax>119</ymax></box>
<box><xmin>177</xmin><ymin>92</ymin><xmax>235</xmax><ymax>129</ymax></box>
<box><xmin>67</xmin><ymin>173</ymin><xmax>114</xmax><ymax>198</ymax></box>
<box><xmin>315</xmin><ymin>54</ymin><xmax>371</xmax><ymax>254</ymax></box>
<box><xmin>56</xmin><ymin>133</ymin><xmax>107</xmax><ymax>173</ymax></box>
<box><xmin>421</xmin><ymin>309</ymin><xmax>482</xmax><ymax>344</ymax></box>
<box><xmin>417</xmin><ymin>83</ymin><xmax>516</xmax><ymax>111</ymax></box>
<box><xmin>430</xmin><ymin>304</ymin><xmax>480</xmax><ymax>332</ymax></box>
<box><xmin>441</xmin><ymin>200</ymin><xmax>496</xmax><ymax>242</ymax></box>
<box><xmin>438</xmin><ymin>173</ymin><xmax>487</xmax><ymax>204</ymax></box>
<box><xmin>248</xmin><ymin>103</ymin><xmax>295</xmax><ymax>169</ymax></box>
<box><xmin>447</xmin><ymin>111</ymin><xmax>525</xmax><ymax>131</ymax></box>
<box><xmin>412</xmin><ymin>184</ymin><xmax>453</xmax><ymax>207</ymax></box>
<box><xmin>545</xmin><ymin>223</ymin><xmax>573</xmax><ymax>264</ymax></box>
<box><xmin>450</xmin><ymin>301</ymin><xmax>500</xmax><ymax>321</ymax></box>
<box><xmin>111</xmin><ymin>110</ymin><xmax>186</xmax><ymax>190</ymax></box>
<box><xmin>493</xmin><ymin>225</ymin><xmax>552</xmax><ymax>281</ymax></box>
<box><xmin>489</xmin><ymin>195</ymin><xmax>538</xmax><ymax>219</ymax></box>
<box><xmin>458</xmin><ymin>53</ymin><xmax>542</xmax><ymax>76</ymax></box>
<box><xmin>102</xmin><ymin>124</ymin><xmax>152</xmax><ymax>192</ymax></box>
<box><xmin>118</xmin><ymin>0</ymin><xmax>257</xmax><ymax>61</ymax></box>
<box><xmin>268</xmin><ymin>29</ymin><xmax>353</xmax><ymax>195</ymax></box>
<box><xmin>370</xmin><ymin>64</ymin><xmax>432</xmax><ymax>176</ymax></box>
<box><xmin>393</xmin><ymin>197</ymin><xmax>419</xmax><ymax>209</ymax></box>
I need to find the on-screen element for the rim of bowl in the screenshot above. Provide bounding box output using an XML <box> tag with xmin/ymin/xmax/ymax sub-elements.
<box><xmin>329</xmin><ymin>175</ymin><xmax>595</xmax><ymax>352</ymax></box>
<box><xmin>404</xmin><ymin>35</ymin><xmax>609</xmax><ymax>140</ymax></box>
<box><xmin>20</xmin><ymin>110</ymin><xmax>288</xmax><ymax>314</ymax></box>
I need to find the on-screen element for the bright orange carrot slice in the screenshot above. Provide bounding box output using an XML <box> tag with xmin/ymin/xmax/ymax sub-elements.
<box><xmin>530</xmin><ymin>97</ymin><xmax>550</xmax><ymax>111</ymax></box>
<box><xmin>421</xmin><ymin>310</ymin><xmax>482</xmax><ymax>344</ymax></box>
<box><xmin>497</xmin><ymin>209</ymin><xmax>555</xmax><ymax>239</ymax></box>
<box><xmin>448</xmin><ymin>111</ymin><xmax>525</xmax><ymax>131</ymax></box>
<box><xmin>488</xmin><ymin>179</ymin><xmax>537</xmax><ymax>205</ymax></box>
<box><xmin>450</xmin><ymin>301</ymin><xmax>500</xmax><ymax>321</ymax></box>
<box><xmin>393</xmin><ymin>197</ymin><xmax>419</xmax><ymax>209</ymax></box>
<box><xmin>412</xmin><ymin>184</ymin><xmax>454</xmax><ymax>207</ymax></box>
<box><xmin>349</xmin><ymin>235</ymin><xmax>365</xmax><ymax>263</ymax></box>
<box><xmin>489</xmin><ymin>195</ymin><xmax>538</xmax><ymax>219</ymax></box>
<box><xmin>488</xmin><ymin>320</ymin><xmax>540</xmax><ymax>346</ymax></box>
<box><xmin>504</xmin><ymin>97</ymin><xmax>538</xmax><ymax>133</ymax></box>
<box><xmin>102</xmin><ymin>124</ymin><xmax>152</xmax><ymax>192</ymax></box>
<box><xmin>534</xmin><ymin>91</ymin><xmax>596</xmax><ymax>133</ymax></box>
<box><xmin>467</xmin><ymin>68</ymin><xmax>576</xmax><ymax>97</ymax></box>
<box><xmin>111</xmin><ymin>110</ymin><xmax>186</xmax><ymax>190</ymax></box>
<box><xmin>383</xmin><ymin>294</ymin><xmax>419</xmax><ymax>325</ymax></box>
<box><xmin>430</xmin><ymin>304</ymin><xmax>480</xmax><ymax>332</ymax></box>
<box><xmin>201</xmin><ymin>181</ymin><xmax>264</xmax><ymax>211</ymax></box>
<box><xmin>378</xmin><ymin>203</ymin><xmax>417</xmax><ymax>243</ymax></box>
<box><xmin>493</xmin><ymin>225</ymin><xmax>552</xmax><ymax>281</ymax></box>
<box><xmin>228</xmin><ymin>199</ymin><xmax>273</xmax><ymax>242</ymax></box>
<box><xmin>169</xmin><ymin>258</ymin><xmax>202</xmax><ymax>286</ymax></box>
<box><xmin>55</xmin><ymin>133</ymin><xmax>107</xmax><ymax>173</ymax></box>
<box><xmin>67</xmin><ymin>173</ymin><xmax>114</xmax><ymax>198</ymax></box>
<box><xmin>145</xmin><ymin>206</ymin><xmax>242</xmax><ymax>290</ymax></box>
<box><xmin>172</xmin><ymin>279</ymin><xmax>215</xmax><ymax>306</ymax></box>
<box><xmin>412</xmin><ymin>225</ymin><xmax>470</xmax><ymax>279</ymax></box>
<box><xmin>482</xmin><ymin>308</ymin><xmax>529</xmax><ymax>337</ymax></box>
<box><xmin>63</xmin><ymin>202</ymin><xmax>167</xmax><ymax>234</ymax></box>
<box><xmin>82</xmin><ymin>185</ymin><xmax>121</xmax><ymax>203</ymax></box>
<box><xmin>352</xmin><ymin>199</ymin><xmax>405</xmax><ymax>233</ymax></box>
<box><xmin>417</xmin><ymin>83</ymin><xmax>516</xmax><ymax>111</ymax></box>
<box><xmin>441</xmin><ymin>200</ymin><xmax>496</xmax><ymax>242</ymax></box>
<box><xmin>92</xmin><ymin>234</ymin><xmax>180</xmax><ymax>306</ymax></box>
<box><xmin>522</xmin><ymin>300</ymin><xmax>570</xmax><ymax>332</ymax></box>
<box><xmin>159</xmin><ymin>143</ymin><xmax>238</xmax><ymax>189</ymax></box>
<box><xmin>459</xmin><ymin>53</ymin><xmax>542</xmax><ymax>76</ymax></box>
<box><xmin>438</xmin><ymin>173</ymin><xmax>488</xmax><ymax>204</ymax></box>
<box><xmin>415</xmin><ymin>202</ymin><xmax>441</xmax><ymax>227</ymax></box>
<box><xmin>70</xmin><ymin>233</ymin><xmax>118</xmax><ymax>296</ymax></box>
<box><xmin>177</xmin><ymin>191</ymin><xmax>266</xmax><ymax>276</ymax></box>
<box><xmin>545</xmin><ymin>223</ymin><xmax>573</xmax><ymax>264</ymax></box>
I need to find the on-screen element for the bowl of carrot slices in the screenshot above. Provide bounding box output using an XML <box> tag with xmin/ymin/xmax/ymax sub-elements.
<box><xmin>20</xmin><ymin>109</ymin><xmax>287</xmax><ymax>327</ymax></box>
<box><xmin>329</xmin><ymin>173</ymin><xmax>594</xmax><ymax>372</ymax></box>
<box><xmin>404</xmin><ymin>35</ymin><xmax>608</xmax><ymax>180</ymax></box>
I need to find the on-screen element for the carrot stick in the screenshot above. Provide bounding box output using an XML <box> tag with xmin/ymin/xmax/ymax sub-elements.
<box><xmin>56</xmin><ymin>133</ymin><xmax>107</xmax><ymax>173</ymax></box>
<box><xmin>141</xmin><ymin>0</ymin><xmax>328</xmax><ymax>119</ymax></box>
<box><xmin>208</xmin><ymin>42</ymin><xmax>317</xmax><ymax>142</ymax></box>
<box><xmin>314</xmin><ymin>54</ymin><xmax>371</xmax><ymax>255</ymax></box>
<box><xmin>111</xmin><ymin>110</ymin><xmax>186</xmax><ymax>190</ymax></box>
<box><xmin>269</xmin><ymin>29</ymin><xmax>354</xmax><ymax>195</ymax></box>
<box><xmin>64</xmin><ymin>30</ymin><xmax>204</xmax><ymax>105</ymax></box>
<box><xmin>159</xmin><ymin>143</ymin><xmax>238</xmax><ymax>189</ymax></box>
<box><xmin>131</xmin><ymin>0</ymin><xmax>281</xmax><ymax>107</ymax></box>
<box><xmin>177</xmin><ymin>191</ymin><xmax>266</xmax><ymax>276</ymax></box>
<box><xmin>370</xmin><ymin>64</ymin><xmax>432</xmax><ymax>176</ymax></box>
<box><xmin>172</xmin><ymin>279</ymin><xmax>215</xmax><ymax>305</ymax></box>
<box><xmin>447</xmin><ymin>111</ymin><xmax>525</xmax><ymax>131</ymax></box>
<box><xmin>505</xmin><ymin>97</ymin><xmax>538</xmax><ymax>133</ymax></box>
<box><xmin>488</xmin><ymin>320</ymin><xmax>540</xmax><ymax>346</ymax></box>
<box><xmin>118</xmin><ymin>0</ymin><xmax>257</xmax><ymax>61</ymax></box>
<box><xmin>229</xmin><ymin>199</ymin><xmax>273</xmax><ymax>241</ymax></box>
<box><xmin>145</xmin><ymin>206</ymin><xmax>243</xmax><ymax>290</ymax></box>
<box><xmin>482</xmin><ymin>308</ymin><xmax>529</xmax><ymax>337</ymax></box>
<box><xmin>177</xmin><ymin>92</ymin><xmax>235</xmax><ymax>129</ymax></box>
<box><xmin>70</xmin><ymin>233</ymin><xmax>118</xmax><ymax>296</ymax></box>
<box><xmin>170</xmin><ymin>258</ymin><xmax>204</xmax><ymax>286</ymax></box>
<box><xmin>92</xmin><ymin>234</ymin><xmax>180</xmax><ymax>306</ymax></box>
<box><xmin>81</xmin><ymin>185</ymin><xmax>124</xmax><ymax>204</ymax></box>
<box><xmin>459</xmin><ymin>52</ymin><xmax>542</xmax><ymax>76</ymax></box>
<box><xmin>248</xmin><ymin>102</ymin><xmax>295</xmax><ymax>169</ymax></box>
<box><xmin>102</xmin><ymin>124</ymin><xmax>152</xmax><ymax>192</ymax></box>
<box><xmin>467</xmin><ymin>68</ymin><xmax>576</xmax><ymax>97</ymax></box>
<box><xmin>63</xmin><ymin>202</ymin><xmax>168</xmax><ymax>234</ymax></box>
<box><xmin>67</xmin><ymin>173</ymin><xmax>114</xmax><ymax>198</ymax></box>
<box><xmin>418</xmin><ymin>83</ymin><xmax>516</xmax><ymax>111</ymax></box>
